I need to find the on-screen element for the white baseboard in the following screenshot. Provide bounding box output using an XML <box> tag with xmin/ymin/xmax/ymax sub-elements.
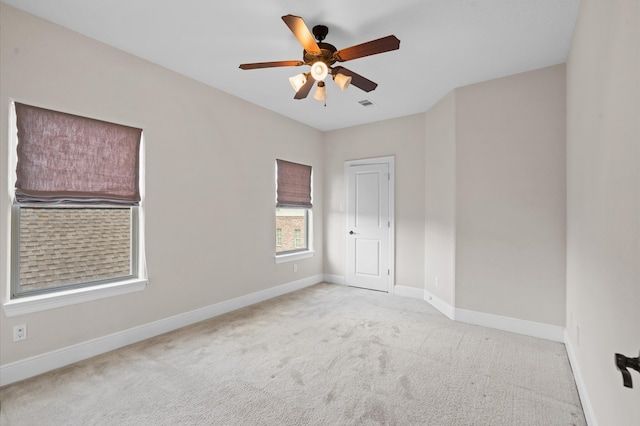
<box><xmin>564</xmin><ymin>330</ymin><xmax>598</xmax><ymax>426</ymax></box>
<box><xmin>419</xmin><ymin>289</ymin><xmax>563</xmax><ymax>342</ymax></box>
<box><xmin>393</xmin><ymin>285</ymin><xmax>424</xmax><ymax>299</ymax></box>
<box><xmin>0</xmin><ymin>274</ymin><xmax>323</xmax><ymax>387</ymax></box>
<box><xmin>323</xmin><ymin>274</ymin><xmax>345</xmax><ymax>285</ymax></box>
<box><xmin>423</xmin><ymin>290</ymin><xmax>455</xmax><ymax>320</ymax></box>
<box><xmin>454</xmin><ymin>307</ymin><xmax>565</xmax><ymax>343</ymax></box>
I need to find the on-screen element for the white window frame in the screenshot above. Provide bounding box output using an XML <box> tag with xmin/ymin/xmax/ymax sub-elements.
<box><xmin>2</xmin><ymin>101</ymin><xmax>147</xmax><ymax>317</ymax></box>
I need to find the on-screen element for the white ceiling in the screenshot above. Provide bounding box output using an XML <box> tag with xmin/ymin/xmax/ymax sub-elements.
<box><xmin>3</xmin><ymin>0</ymin><xmax>580</xmax><ymax>131</ymax></box>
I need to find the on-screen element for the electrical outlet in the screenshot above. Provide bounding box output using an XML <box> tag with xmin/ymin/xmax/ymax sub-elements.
<box><xmin>293</xmin><ymin>264</ymin><xmax>298</xmax><ymax>272</ymax></box>
<box><xmin>13</xmin><ymin>324</ymin><xmax>27</xmax><ymax>341</ymax></box>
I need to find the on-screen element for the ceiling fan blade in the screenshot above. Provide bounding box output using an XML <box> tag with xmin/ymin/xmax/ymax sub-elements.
<box><xmin>333</xmin><ymin>66</ymin><xmax>378</xmax><ymax>92</ymax></box>
<box><xmin>239</xmin><ymin>60</ymin><xmax>304</xmax><ymax>70</ymax></box>
<box><xmin>294</xmin><ymin>73</ymin><xmax>315</xmax><ymax>99</ymax></box>
<box><xmin>282</xmin><ymin>15</ymin><xmax>321</xmax><ymax>53</ymax></box>
<box><xmin>334</xmin><ymin>35</ymin><xmax>400</xmax><ymax>62</ymax></box>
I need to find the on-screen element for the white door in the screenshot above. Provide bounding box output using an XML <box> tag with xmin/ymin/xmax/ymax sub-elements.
<box><xmin>345</xmin><ymin>158</ymin><xmax>393</xmax><ymax>292</ymax></box>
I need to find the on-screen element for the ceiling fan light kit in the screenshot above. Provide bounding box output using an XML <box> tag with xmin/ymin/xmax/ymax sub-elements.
<box><xmin>313</xmin><ymin>81</ymin><xmax>327</xmax><ymax>102</ymax></box>
<box><xmin>310</xmin><ymin>61</ymin><xmax>329</xmax><ymax>81</ymax></box>
<box><xmin>289</xmin><ymin>73</ymin><xmax>307</xmax><ymax>92</ymax></box>
<box><xmin>333</xmin><ymin>73</ymin><xmax>352</xmax><ymax>91</ymax></box>
<box><xmin>239</xmin><ymin>14</ymin><xmax>400</xmax><ymax>105</ymax></box>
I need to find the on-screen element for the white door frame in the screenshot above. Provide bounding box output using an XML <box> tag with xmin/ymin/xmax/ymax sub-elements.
<box><xmin>344</xmin><ymin>156</ymin><xmax>395</xmax><ymax>294</ymax></box>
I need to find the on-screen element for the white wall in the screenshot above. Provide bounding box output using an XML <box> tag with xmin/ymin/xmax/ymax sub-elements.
<box><xmin>423</xmin><ymin>65</ymin><xmax>567</xmax><ymax>327</ymax></box>
<box><xmin>0</xmin><ymin>4</ymin><xmax>323</xmax><ymax>365</ymax></box>
<box><xmin>323</xmin><ymin>114</ymin><xmax>426</xmax><ymax>289</ymax></box>
<box><xmin>454</xmin><ymin>65</ymin><xmax>567</xmax><ymax>326</ymax></box>
<box><xmin>424</xmin><ymin>91</ymin><xmax>457</xmax><ymax>307</ymax></box>
<box><xmin>566</xmin><ymin>0</ymin><xmax>640</xmax><ymax>424</ymax></box>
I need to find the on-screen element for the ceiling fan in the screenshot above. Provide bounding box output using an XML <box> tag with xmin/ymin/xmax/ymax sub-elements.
<box><xmin>239</xmin><ymin>15</ymin><xmax>400</xmax><ymax>103</ymax></box>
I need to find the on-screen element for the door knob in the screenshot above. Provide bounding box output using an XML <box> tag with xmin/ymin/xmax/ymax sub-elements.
<box><xmin>349</xmin><ymin>230</ymin><xmax>355</xmax><ymax>235</ymax></box>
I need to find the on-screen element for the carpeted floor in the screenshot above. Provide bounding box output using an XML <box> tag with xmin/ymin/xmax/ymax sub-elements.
<box><xmin>0</xmin><ymin>283</ymin><xmax>586</xmax><ymax>425</ymax></box>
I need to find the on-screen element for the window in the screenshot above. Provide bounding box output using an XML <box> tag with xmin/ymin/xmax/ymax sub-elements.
<box><xmin>275</xmin><ymin>209</ymin><xmax>307</xmax><ymax>253</ymax></box>
<box><xmin>9</xmin><ymin>102</ymin><xmax>144</xmax><ymax>300</ymax></box>
<box><xmin>275</xmin><ymin>159</ymin><xmax>312</xmax><ymax>257</ymax></box>
<box><xmin>295</xmin><ymin>229</ymin><xmax>302</xmax><ymax>248</ymax></box>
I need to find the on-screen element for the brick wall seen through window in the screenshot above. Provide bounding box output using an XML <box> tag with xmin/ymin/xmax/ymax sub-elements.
<box><xmin>275</xmin><ymin>209</ymin><xmax>306</xmax><ymax>253</ymax></box>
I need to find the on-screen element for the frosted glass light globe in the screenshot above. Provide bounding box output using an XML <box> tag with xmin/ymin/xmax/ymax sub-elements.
<box><xmin>310</xmin><ymin>61</ymin><xmax>329</xmax><ymax>81</ymax></box>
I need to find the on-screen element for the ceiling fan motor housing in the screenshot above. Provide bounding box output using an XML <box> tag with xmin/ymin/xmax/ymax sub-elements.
<box><xmin>303</xmin><ymin>25</ymin><xmax>337</xmax><ymax>69</ymax></box>
<box><xmin>303</xmin><ymin>42</ymin><xmax>337</xmax><ymax>67</ymax></box>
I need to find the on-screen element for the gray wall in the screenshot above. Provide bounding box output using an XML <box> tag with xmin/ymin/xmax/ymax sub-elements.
<box><xmin>566</xmin><ymin>0</ymin><xmax>640</xmax><ymax>423</ymax></box>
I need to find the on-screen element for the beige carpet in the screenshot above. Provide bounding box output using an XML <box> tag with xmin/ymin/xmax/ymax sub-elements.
<box><xmin>0</xmin><ymin>283</ymin><xmax>585</xmax><ymax>425</ymax></box>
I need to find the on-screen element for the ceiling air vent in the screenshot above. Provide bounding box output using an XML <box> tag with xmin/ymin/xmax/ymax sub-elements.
<box><xmin>358</xmin><ymin>99</ymin><xmax>376</xmax><ymax>108</ymax></box>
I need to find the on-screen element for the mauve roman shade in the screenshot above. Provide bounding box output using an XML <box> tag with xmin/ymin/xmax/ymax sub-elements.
<box><xmin>14</xmin><ymin>103</ymin><xmax>142</xmax><ymax>205</ymax></box>
<box><xmin>276</xmin><ymin>159</ymin><xmax>312</xmax><ymax>208</ymax></box>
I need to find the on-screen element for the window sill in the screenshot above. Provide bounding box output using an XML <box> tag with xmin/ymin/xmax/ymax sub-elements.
<box><xmin>3</xmin><ymin>278</ymin><xmax>147</xmax><ymax>317</ymax></box>
<box><xmin>275</xmin><ymin>250</ymin><xmax>315</xmax><ymax>264</ymax></box>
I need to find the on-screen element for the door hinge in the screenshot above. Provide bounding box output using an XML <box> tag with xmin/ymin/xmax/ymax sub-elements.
<box><xmin>388</xmin><ymin>221</ymin><xmax>390</xmax><ymax>228</ymax></box>
<box><xmin>387</xmin><ymin>269</ymin><xmax>390</xmax><ymax>276</ymax></box>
